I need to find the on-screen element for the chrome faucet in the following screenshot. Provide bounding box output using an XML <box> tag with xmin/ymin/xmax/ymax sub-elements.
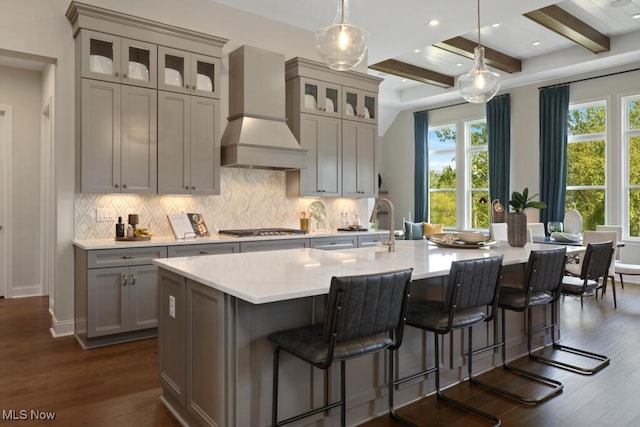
<box><xmin>369</xmin><ymin>197</ymin><xmax>395</xmax><ymax>252</ymax></box>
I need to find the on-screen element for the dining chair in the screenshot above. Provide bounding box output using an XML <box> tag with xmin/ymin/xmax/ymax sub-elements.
<box><xmin>530</xmin><ymin>241</ymin><xmax>612</xmax><ymax>375</ymax></box>
<box><xmin>565</xmin><ymin>230</ymin><xmax>618</xmax><ymax>307</ymax></box>
<box><xmin>595</xmin><ymin>225</ymin><xmax>640</xmax><ymax>290</ymax></box>
<box><xmin>269</xmin><ymin>268</ymin><xmax>413</xmax><ymax>427</ymax></box>
<box><xmin>490</xmin><ymin>222</ymin><xmax>508</xmax><ymax>241</ymax></box>
<box><xmin>389</xmin><ymin>256</ymin><xmax>503</xmax><ymax>426</ymax></box>
<box><xmin>527</xmin><ymin>222</ymin><xmax>546</xmax><ymax>238</ymax></box>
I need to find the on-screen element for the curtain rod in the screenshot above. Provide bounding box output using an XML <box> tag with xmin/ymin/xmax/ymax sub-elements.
<box><xmin>539</xmin><ymin>67</ymin><xmax>640</xmax><ymax>90</ymax></box>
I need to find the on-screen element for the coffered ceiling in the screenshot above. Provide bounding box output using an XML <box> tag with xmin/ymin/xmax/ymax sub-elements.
<box><xmin>215</xmin><ymin>0</ymin><xmax>640</xmax><ymax>121</ymax></box>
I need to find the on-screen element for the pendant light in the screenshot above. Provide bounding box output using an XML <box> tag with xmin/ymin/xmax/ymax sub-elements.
<box><xmin>315</xmin><ymin>0</ymin><xmax>368</xmax><ymax>71</ymax></box>
<box><xmin>458</xmin><ymin>0</ymin><xmax>501</xmax><ymax>103</ymax></box>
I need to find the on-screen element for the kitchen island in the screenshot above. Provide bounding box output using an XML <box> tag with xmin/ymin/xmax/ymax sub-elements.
<box><xmin>154</xmin><ymin>240</ymin><xmax>582</xmax><ymax>427</ymax></box>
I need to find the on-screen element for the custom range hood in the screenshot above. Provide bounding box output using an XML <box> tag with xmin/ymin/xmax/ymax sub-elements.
<box><xmin>220</xmin><ymin>45</ymin><xmax>307</xmax><ymax>170</ymax></box>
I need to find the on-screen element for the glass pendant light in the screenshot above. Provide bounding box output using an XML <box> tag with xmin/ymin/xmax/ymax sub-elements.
<box><xmin>458</xmin><ymin>0</ymin><xmax>501</xmax><ymax>103</ymax></box>
<box><xmin>315</xmin><ymin>0</ymin><xmax>368</xmax><ymax>71</ymax></box>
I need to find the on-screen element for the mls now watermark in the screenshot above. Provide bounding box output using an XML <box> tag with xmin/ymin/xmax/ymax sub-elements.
<box><xmin>2</xmin><ymin>409</ymin><xmax>56</xmax><ymax>421</ymax></box>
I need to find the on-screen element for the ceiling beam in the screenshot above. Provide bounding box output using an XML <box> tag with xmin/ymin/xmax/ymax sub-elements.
<box><xmin>369</xmin><ymin>59</ymin><xmax>454</xmax><ymax>88</ymax></box>
<box><xmin>433</xmin><ymin>37</ymin><xmax>522</xmax><ymax>74</ymax></box>
<box><xmin>524</xmin><ymin>5</ymin><xmax>610</xmax><ymax>54</ymax></box>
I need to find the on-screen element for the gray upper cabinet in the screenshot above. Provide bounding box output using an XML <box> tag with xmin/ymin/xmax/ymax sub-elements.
<box><xmin>81</xmin><ymin>30</ymin><xmax>157</xmax><ymax>89</ymax></box>
<box><xmin>80</xmin><ymin>79</ymin><xmax>157</xmax><ymax>194</ymax></box>
<box><xmin>68</xmin><ymin>2</ymin><xmax>228</xmax><ymax>194</ymax></box>
<box><xmin>158</xmin><ymin>92</ymin><xmax>221</xmax><ymax>195</ymax></box>
<box><xmin>158</xmin><ymin>47</ymin><xmax>221</xmax><ymax>99</ymax></box>
<box><xmin>342</xmin><ymin>121</ymin><xmax>376</xmax><ymax>197</ymax></box>
<box><xmin>343</xmin><ymin>87</ymin><xmax>377</xmax><ymax>123</ymax></box>
<box><xmin>285</xmin><ymin>57</ymin><xmax>381</xmax><ymax>198</ymax></box>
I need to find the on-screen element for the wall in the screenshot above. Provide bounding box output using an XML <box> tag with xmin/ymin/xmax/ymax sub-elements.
<box><xmin>0</xmin><ymin>0</ymin><xmax>376</xmax><ymax>335</ymax></box>
<box><xmin>0</xmin><ymin>65</ymin><xmax>42</xmax><ymax>297</ymax></box>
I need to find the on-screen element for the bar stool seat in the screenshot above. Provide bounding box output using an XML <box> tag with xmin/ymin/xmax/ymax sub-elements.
<box><xmin>270</xmin><ymin>268</ymin><xmax>413</xmax><ymax>427</ymax></box>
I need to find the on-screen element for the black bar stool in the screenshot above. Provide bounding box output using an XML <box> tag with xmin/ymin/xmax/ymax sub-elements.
<box><xmin>530</xmin><ymin>241</ymin><xmax>613</xmax><ymax>375</ymax></box>
<box><xmin>269</xmin><ymin>268</ymin><xmax>413</xmax><ymax>427</ymax></box>
<box><xmin>389</xmin><ymin>256</ymin><xmax>503</xmax><ymax>427</ymax></box>
<box><xmin>471</xmin><ymin>248</ymin><xmax>566</xmax><ymax>404</ymax></box>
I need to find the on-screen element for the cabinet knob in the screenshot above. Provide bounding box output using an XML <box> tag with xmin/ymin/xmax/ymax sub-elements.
<box><xmin>123</xmin><ymin>73</ymin><xmax>128</xmax><ymax>78</ymax></box>
<box><xmin>121</xmin><ymin>273</ymin><xmax>128</xmax><ymax>286</ymax></box>
<box><xmin>199</xmin><ymin>251</ymin><xmax>209</xmax><ymax>255</ymax></box>
<box><xmin>115</xmin><ymin>72</ymin><xmax>120</xmax><ymax>77</ymax></box>
<box><xmin>121</xmin><ymin>255</ymin><xmax>136</xmax><ymax>259</ymax></box>
<box><xmin>131</xmin><ymin>274</ymin><xmax>136</xmax><ymax>285</ymax></box>
<box><xmin>114</xmin><ymin>184</ymin><xmax>119</xmax><ymax>188</ymax></box>
<box><xmin>185</xmin><ymin>186</ymin><xmax>190</xmax><ymax>190</ymax></box>
<box><xmin>122</xmin><ymin>184</ymin><xmax>128</xmax><ymax>189</ymax></box>
<box><xmin>191</xmin><ymin>186</ymin><xmax>196</xmax><ymax>190</ymax></box>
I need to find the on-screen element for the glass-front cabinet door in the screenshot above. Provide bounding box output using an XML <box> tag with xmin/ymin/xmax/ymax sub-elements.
<box><xmin>81</xmin><ymin>30</ymin><xmax>156</xmax><ymax>89</ymax></box>
<box><xmin>343</xmin><ymin>87</ymin><xmax>377</xmax><ymax>123</ymax></box>
<box><xmin>300</xmin><ymin>78</ymin><xmax>341</xmax><ymax>117</ymax></box>
<box><xmin>158</xmin><ymin>47</ymin><xmax>219</xmax><ymax>99</ymax></box>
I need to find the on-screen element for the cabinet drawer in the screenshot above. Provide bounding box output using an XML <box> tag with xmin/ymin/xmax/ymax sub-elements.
<box><xmin>357</xmin><ymin>233</ymin><xmax>389</xmax><ymax>248</ymax></box>
<box><xmin>168</xmin><ymin>243</ymin><xmax>239</xmax><ymax>257</ymax></box>
<box><xmin>240</xmin><ymin>239</ymin><xmax>309</xmax><ymax>253</ymax></box>
<box><xmin>87</xmin><ymin>247</ymin><xmax>167</xmax><ymax>268</ymax></box>
<box><xmin>310</xmin><ymin>236</ymin><xmax>357</xmax><ymax>250</ymax></box>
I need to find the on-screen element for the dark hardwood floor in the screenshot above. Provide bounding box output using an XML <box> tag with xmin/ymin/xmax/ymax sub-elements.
<box><xmin>1</xmin><ymin>282</ymin><xmax>640</xmax><ymax>426</ymax></box>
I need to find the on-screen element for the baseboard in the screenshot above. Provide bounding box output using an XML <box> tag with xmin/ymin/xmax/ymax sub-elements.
<box><xmin>49</xmin><ymin>309</ymin><xmax>74</xmax><ymax>337</ymax></box>
<box><xmin>9</xmin><ymin>285</ymin><xmax>43</xmax><ymax>298</ymax></box>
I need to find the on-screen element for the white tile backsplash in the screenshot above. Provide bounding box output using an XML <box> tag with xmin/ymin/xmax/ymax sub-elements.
<box><xmin>74</xmin><ymin>168</ymin><xmax>371</xmax><ymax>239</ymax></box>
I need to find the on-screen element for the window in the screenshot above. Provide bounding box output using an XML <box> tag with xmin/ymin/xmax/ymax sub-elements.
<box><xmin>566</xmin><ymin>101</ymin><xmax>606</xmax><ymax>231</ymax></box>
<box><xmin>624</xmin><ymin>95</ymin><xmax>640</xmax><ymax>237</ymax></box>
<box><xmin>428</xmin><ymin>124</ymin><xmax>456</xmax><ymax>226</ymax></box>
<box><xmin>468</xmin><ymin>120</ymin><xmax>489</xmax><ymax>229</ymax></box>
<box><xmin>427</xmin><ymin>118</ymin><xmax>487</xmax><ymax>229</ymax></box>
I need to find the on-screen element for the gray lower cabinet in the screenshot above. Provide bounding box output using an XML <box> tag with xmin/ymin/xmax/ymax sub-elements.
<box><xmin>159</xmin><ymin>269</ymin><xmax>226</xmax><ymax>427</ymax></box>
<box><xmin>310</xmin><ymin>235</ymin><xmax>357</xmax><ymax>250</ymax></box>
<box><xmin>74</xmin><ymin>246</ymin><xmax>167</xmax><ymax>348</ymax></box>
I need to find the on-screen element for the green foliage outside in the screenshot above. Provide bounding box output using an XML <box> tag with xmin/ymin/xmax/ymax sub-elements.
<box><xmin>425</xmin><ymin>100</ymin><xmax>640</xmax><ymax>234</ymax></box>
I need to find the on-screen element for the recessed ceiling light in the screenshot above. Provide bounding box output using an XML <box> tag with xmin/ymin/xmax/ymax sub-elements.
<box><xmin>633</xmin><ymin>13</ymin><xmax>640</xmax><ymax>19</ymax></box>
<box><xmin>456</xmin><ymin>63</ymin><xmax>463</xmax><ymax>67</ymax></box>
<box><xmin>401</xmin><ymin>78</ymin><xmax>408</xmax><ymax>82</ymax></box>
<box><xmin>532</xmin><ymin>41</ymin><xmax>541</xmax><ymax>46</ymax></box>
<box><xmin>414</xmin><ymin>48</ymin><xmax>421</xmax><ymax>53</ymax></box>
<box><xmin>492</xmin><ymin>23</ymin><xmax>501</xmax><ymax>28</ymax></box>
<box><xmin>428</xmin><ymin>19</ymin><xmax>439</xmax><ymax>26</ymax></box>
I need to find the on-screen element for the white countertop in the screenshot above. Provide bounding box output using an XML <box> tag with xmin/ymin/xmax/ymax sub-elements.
<box><xmin>153</xmin><ymin>240</ymin><xmax>583</xmax><ymax>305</ymax></box>
<box><xmin>72</xmin><ymin>229</ymin><xmax>388</xmax><ymax>250</ymax></box>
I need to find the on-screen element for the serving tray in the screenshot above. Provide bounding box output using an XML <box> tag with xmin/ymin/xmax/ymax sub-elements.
<box><xmin>427</xmin><ymin>233</ymin><xmax>495</xmax><ymax>249</ymax></box>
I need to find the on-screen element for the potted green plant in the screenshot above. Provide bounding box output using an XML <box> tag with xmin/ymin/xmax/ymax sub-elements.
<box><xmin>507</xmin><ymin>188</ymin><xmax>547</xmax><ymax>247</ymax></box>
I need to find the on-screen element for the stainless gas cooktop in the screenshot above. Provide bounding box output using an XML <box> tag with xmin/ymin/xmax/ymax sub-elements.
<box><xmin>218</xmin><ymin>228</ymin><xmax>308</xmax><ymax>238</ymax></box>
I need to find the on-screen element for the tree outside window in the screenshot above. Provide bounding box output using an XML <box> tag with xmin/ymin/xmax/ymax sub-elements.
<box><xmin>428</xmin><ymin>125</ymin><xmax>456</xmax><ymax>226</ymax></box>
<box><xmin>625</xmin><ymin>96</ymin><xmax>640</xmax><ymax>237</ymax></box>
<box><xmin>566</xmin><ymin>101</ymin><xmax>606</xmax><ymax>231</ymax></box>
<box><xmin>469</xmin><ymin>121</ymin><xmax>488</xmax><ymax>229</ymax></box>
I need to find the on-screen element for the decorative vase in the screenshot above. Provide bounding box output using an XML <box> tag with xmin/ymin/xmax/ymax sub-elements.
<box><xmin>507</xmin><ymin>212</ymin><xmax>527</xmax><ymax>247</ymax></box>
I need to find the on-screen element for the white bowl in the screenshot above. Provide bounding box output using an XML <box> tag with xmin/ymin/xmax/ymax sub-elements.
<box><xmin>458</xmin><ymin>231</ymin><xmax>488</xmax><ymax>244</ymax></box>
<box><xmin>346</xmin><ymin>103</ymin><xmax>355</xmax><ymax>116</ymax></box>
<box><xmin>304</xmin><ymin>94</ymin><xmax>317</xmax><ymax>109</ymax></box>
<box><xmin>196</xmin><ymin>74</ymin><xmax>212</xmax><ymax>91</ymax></box>
<box><xmin>363</xmin><ymin>107</ymin><xmax>371</xmax><ymax>118</ymax></box>
<box><xmin>128</xmin><ymin>61</ymin><xmax>149</xmax><ymax>81</ymax></box>
<box><xmin>164</xmin><ymin>68</ymin><xmax>183</xmax><ymax>87</ymax></box>
<box><xmin>89</xmin><ymin>55</ymin><xmax>113</xmax><ymax>75</ymax></box>
<box><xmin>325</xmin><ymin>97</ymin><xmax>334</xmax><ymax>112</ymax></box>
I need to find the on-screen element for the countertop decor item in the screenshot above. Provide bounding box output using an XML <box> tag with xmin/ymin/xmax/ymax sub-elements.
<box><xmin>507</xmin><ymin>188</ymin><xmax>547</xmax><ymax>247</ymax></box>
<box><xmin>458</xmin><ymin>0</ymin><xmax>501</xmax><ymax>103</ymax></box>
<box><xmin>315</xmin><ymin>0</ymin><xmax>368</xmax><ymax>71</ymax></box>
<box><xmin>308</xmin><ymin>201</ymin><xmax>327</xmax><ymax>229</ymax></box>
